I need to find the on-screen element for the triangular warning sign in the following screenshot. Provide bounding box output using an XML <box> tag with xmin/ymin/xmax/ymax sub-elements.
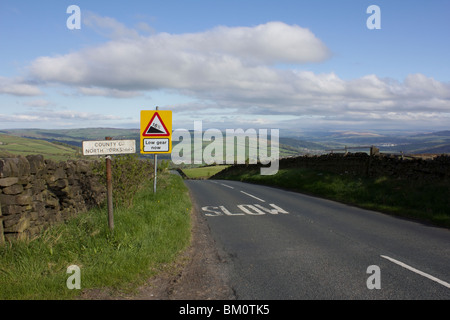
<box><xmin>143</xmin><ymin>112</ymin><xmax>170</xmax><ymax>136</ymax></box>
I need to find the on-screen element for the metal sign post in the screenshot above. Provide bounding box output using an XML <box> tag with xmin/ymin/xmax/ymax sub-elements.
<box><xmin>154</xmin><ymin>154</ymin><xmax>158</xmax><ymax>194</ymax></box>
<box><xmin>154</xmin><ymin>107</ymin><xmax>158</xmax><ymax>194</ymax></box>
<box><xmin>140</xmin><ymin>106</ymin><xmax>172</xmax><ymax>194</ymax></box>
<box><xmin>82</xmin><ymin>137</ymin><xmax>136</xmax><ymax>232</ymax></box>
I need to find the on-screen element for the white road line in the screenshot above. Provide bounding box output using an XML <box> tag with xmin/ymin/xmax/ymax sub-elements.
<box><xmin>221</xmin><ymin>183</ymin><xmax>234</xmax><ymax>189</ymax></box>
<box><xmin>240</xmin><ymin>191</ymin><xmax>265</xmax><ymax>203</ymax></box>
<box><xmin>381</xmin><ymin>255</ymin><xmax>450</xmax><ymax>289</ymax></box>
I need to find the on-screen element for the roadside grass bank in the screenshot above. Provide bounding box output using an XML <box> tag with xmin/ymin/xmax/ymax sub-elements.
<box><xmin>214</xmin><ymin>166</ymin><xmax>450</xmax><ymax>229</ymax></box>
<box><xmin>0</xmin><ymin>172</ymin><xmax>191</xmax><ymax>300</ymax></box>
<box><xmin>181</xmin><ymin>165</ymin><xmax>230</xmax><ymax>179</ymax></box>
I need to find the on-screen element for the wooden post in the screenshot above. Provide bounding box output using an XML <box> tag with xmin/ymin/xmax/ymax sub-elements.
<box><xmin>105</xmin><ymin>137</ymin><xmax>114</xmax><ymax>231</ymax></box>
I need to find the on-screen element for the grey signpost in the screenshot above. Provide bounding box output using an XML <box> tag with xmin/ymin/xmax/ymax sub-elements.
<box><xmin>82</xmin><ymin>138</ymin><xmax>136</xmax><ymax>231</ymax></box>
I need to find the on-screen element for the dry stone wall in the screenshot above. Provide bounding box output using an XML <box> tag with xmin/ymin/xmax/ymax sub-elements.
<box><xmin>0</xmin><ymin>155</ymin><xmax>106</xmax><ymax>242</ymax></box>
<box><xmin>214</xmin><ymin>153</ymin><xmax>450</xmax><ymax>182</ymax></box>
<box><xmin>280</xmin><ymin>153</ymin><xmax>450</xmax><ymax>180</ymax></box>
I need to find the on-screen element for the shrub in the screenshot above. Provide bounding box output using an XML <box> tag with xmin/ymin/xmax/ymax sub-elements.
<box><xmin>94</xmin><ymin>154</ymin><xmax>154</xmax><ymax>208</ymax></box>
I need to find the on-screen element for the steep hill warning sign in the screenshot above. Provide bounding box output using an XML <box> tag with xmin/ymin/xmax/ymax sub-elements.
<box><xmin>140</xmin><ymin>110</ymin><xmax>172</xmax><ymax>154</ymax></box>
<box><xmin>143</xmin><ymin>112</ymin><xmax>170</xmax><ymax>136</ymax></box>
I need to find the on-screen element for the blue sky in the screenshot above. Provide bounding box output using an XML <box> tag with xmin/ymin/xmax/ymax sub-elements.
<box><xmin>1</xmin><ymin>0</ymin><xmax>449</xmax><ymax>134</ymax></box>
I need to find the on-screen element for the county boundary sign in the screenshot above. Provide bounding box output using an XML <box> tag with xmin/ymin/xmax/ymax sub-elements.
<box><xmin>140</xmin><ymin>110</ymin><xmax>172</xmax><ymax>154</ymax></box>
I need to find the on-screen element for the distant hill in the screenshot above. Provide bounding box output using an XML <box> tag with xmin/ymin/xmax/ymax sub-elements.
<box><xmin>1</xmin><ymin>128</ymin><xmax>449</xmax><ymax>161</ymax></box>
<box><xmin>279</xmin><ymin>137</ymin><xmax>326</xmax><ymax>152</ymax></box>
<box><xmin>0</xmin><ymin>128</ymin><xmax>312</xmax><ymax>161</ymax></box>
<box><xmin>417</xmin><ymin>144</ymin><xmax>450</xmax><ymax>154</ymax></box>
<box><xmin>412</xmin><ymin>130</ymin><xmax>450</xmax><ymax>137</ymax></box>
<box><xmin>0</xmin><ymin>133</ymin><xmax>80</xmax><ymax>161</ymax></box>
<box><xmin>0</xmin><ymin>128</ymin><xmax>139</xmax><ymax>147</ymax></box>
<box><xmin>330</xmin><ymin>131</ymin><xmax>384</xmax><ymax>138</ymax></box>
<box><xmin>296</xmin><ymin>130</ymin><xmax>450</xmax><ymax>155</ymax></box>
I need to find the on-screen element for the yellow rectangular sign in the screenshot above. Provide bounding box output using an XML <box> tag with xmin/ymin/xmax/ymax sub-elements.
<box><xmin>140</xmin><ymin>110</ymin><xmax>172</xmax><ymax>154</ymax></box>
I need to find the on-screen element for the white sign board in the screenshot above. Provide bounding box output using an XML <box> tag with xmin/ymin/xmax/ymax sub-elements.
<box><xmin>82</xmin><ymin>140</ymin><xmax>136</xmax><ymax>156</ymax></box>
<box><xmin>143</xmin><ymin>138</ymin><xmax>169</xmax><ymax>152</ymax></box>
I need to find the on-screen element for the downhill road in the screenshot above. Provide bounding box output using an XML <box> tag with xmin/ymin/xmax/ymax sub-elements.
<box><xmin>185</xmin><ymin>179</ymin><xmax>450</xmax><ymax>300</ymax></box>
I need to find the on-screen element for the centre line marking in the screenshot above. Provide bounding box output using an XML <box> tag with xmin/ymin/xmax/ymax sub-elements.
<box><xmin>221</xmin><ymin>183</ymin><xmax>234</xmax><ymax>189</ymax></box>
<box><xmin>381</xmin><ymin>255</ymin><xmax>450</xmax><ymax>289</ymax></box>
<box><xmin>240</xmin><ymin>191</ymin><xmax>265</xmax><ymax>203</ymax></box>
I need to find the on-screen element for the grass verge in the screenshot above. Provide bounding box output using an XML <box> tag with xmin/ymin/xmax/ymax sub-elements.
<box><xmin>217</xmin><ymin>167</ymin><xmax>450</xmax><ymax>229</ymax></box>
<box><xmin>0</xmin><ymin>173</ymin><xmax>191</xmax><ymax>300</ymax></box>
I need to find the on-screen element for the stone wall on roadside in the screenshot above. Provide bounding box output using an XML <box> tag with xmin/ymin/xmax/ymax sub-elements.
<box><xmin>0</xmin><ymin>155</ymin><xmax>106</xmax><ymax>242</ymax></box>
<box><xmin>213</xmin><ymin>153</ymin><xmax>450</xmax><ymax>182</ymax></box>
<box><xmin>279</xmin><ymin>153</ymin><xmax>450</xmax><ymax>180</ymax></box>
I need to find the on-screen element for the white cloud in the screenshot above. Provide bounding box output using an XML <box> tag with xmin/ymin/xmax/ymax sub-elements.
<box><xmin>0</xmin><ymin>110</ymin><xmax>123</xmax><ymax>128</ymax></box>
<box><xmin>0</xmin><ymin>77</ymin><xmax>42</xmax><ymax>96</ymax></box>
<box><xmin>172</xmin><ymin>21</ymin><xmax>331</xmax><ymax>65</ymax></box>
<box><xmin>15</xmin><ymin>18</ymin><xmax>450</xmax><ymax>130</ymax></box>
<box><xmin>76</xmin><ymin>86</ymin><xmax>141</xmax><ymax>98</ymax></box>
<box><xmin>23</xmin><ymin>99</ymin><xmax>54</xmax><ymax>108</ymax></box>
<box><xmin>28</xmin><ymin>21</ymin><xmax>331</xmax><ymax>91</ymax></box>
<box><xmin>403</xmin><ymin>73</ymin><xmax>450</xmax><ymax>99</ymax></box>
<box><xmin>0</xmin><ymin>114</ymin><xmax>42</xmax><ymax>122</ymax></box>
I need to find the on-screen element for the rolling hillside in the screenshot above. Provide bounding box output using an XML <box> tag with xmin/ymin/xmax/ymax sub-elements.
<box><xmin>1</xmin><ymin>128</ymin><xmax>448</xmax><ymax>163</ymax></box>
<box><xmin>0</xmin><ymin>128</ymin><xmax>322</xmax><ymax>161</ymax></box>
<box><xmin>0</xmin><ymin>128</ymin><xmax>139</xmax><ymax>147</ymax></box>
<box><xmin>0</xmin><ymin>133</ymin><xmax>80</xmax><ymax>161</ymax></box>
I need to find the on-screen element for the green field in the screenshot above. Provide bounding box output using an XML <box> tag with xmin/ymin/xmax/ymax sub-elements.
<box><xmin>0</xmin><ymin>134</ymin><xmax>80</xmax><ymax>161</ymax></box>
<box><xmin>181</xmin><ymin>165</ymin><xmax>230</xmax><ymax>179</ymax></box>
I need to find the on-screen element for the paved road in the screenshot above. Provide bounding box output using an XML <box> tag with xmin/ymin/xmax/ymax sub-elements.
<box><xmin>185</xmin><ymin>179</ymin><xmax>450</xmax><ymax>300</ymax></box>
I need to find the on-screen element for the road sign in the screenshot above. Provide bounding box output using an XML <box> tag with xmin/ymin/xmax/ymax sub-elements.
<box><xmin>82</xmin><ymin>137</ymin><xmax>137</xmax><ymax>232</ymax></box>
<box><xmin>142</xmin><ymin>112</ymin><xmax>170</xmax><ymax>136</ymax></box>
<box><xmin>140</xmin><ymin>110</ymin><xmax>172</xmax><ymax>154</ymax></box>
<box><xmin>82</xmin><ymin>139</ymin><xmax>136</xmax><ymax>156</ymax></box>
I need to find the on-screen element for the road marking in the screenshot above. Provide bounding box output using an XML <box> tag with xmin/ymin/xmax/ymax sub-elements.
<box><xmin>238</xmin><ymin>204</ymin><xmax>266</xmax><ymax>215</ymax></box>
<box><xmin>219</xmin><ymin>205</ymin><xmax>244</xmax><ymax>216</ymax></box>
<box><xmin>202</xmin><ymin>204</ymin><xmax>289</xmax><ymax>217</ymax></box>
<box><xmin>221</xmin><ymin>183</ymin><xmax>234</xmax><ymax>189</ymax></box>
<box><xmin>255</xmin><ymin>204</ymin><xmax>289</xmax><ymax>214</ymax></box>
<box><xmin>202</xmin><ymin>206</ymin><xmax>222</xmax><ymax>216</ymax></box>
<box><xmin>381</xmin><ymin>255</ymin><xmax>450</xmax><ymax>289</ymax></box>
<box><xmin>240</xmin><ymin>191</ymin><xmax>265</xmax><ymax>202</ymax></box>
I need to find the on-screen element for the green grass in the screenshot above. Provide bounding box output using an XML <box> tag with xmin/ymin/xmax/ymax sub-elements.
<box><xmin>182</xmin><ymin>165</ymin><xmax>230</xmax><ymax>179</ymax></box>
<box><xmin>216</xmin><ymin>167</ymin><xmax>450</xmax><ymax>229</ymax></box>
<box><xmin>0</xmin><ymin>173</ymin><xmax>191</xmax><ymax>300</ymax></box>
<box><xmin>0</xmin><ymin>133</ymin><xmax>79</xmax><ymax>161</ymax></box>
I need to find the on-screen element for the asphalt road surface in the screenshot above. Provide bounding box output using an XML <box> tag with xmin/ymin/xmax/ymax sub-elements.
<box><xmin>185</xmin><ymin>179</ymin><xmax>450</xmax><ymax>300</ymax></box>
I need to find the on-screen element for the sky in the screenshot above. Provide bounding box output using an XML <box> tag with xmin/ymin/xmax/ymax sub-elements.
<box><xmin>0</xmin><ymin>0</ymin><xmax>449</xmax><ymax>135</ymax></box>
